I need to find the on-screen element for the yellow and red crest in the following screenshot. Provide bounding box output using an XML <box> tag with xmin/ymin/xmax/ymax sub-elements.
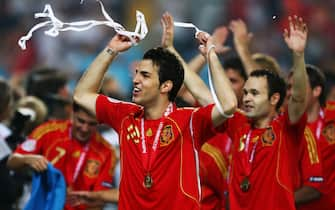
<box><xmin>84</xmin><ymin>159</ymin><xmax>101</xmax><ymax>178</ymax></box>
<box><xmin>160</xmin><ymin>125</ymin><xmax>174</xmax><ymax>146</ymax></box>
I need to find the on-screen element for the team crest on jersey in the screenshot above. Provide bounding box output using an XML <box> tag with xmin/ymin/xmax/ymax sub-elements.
<box><xmin>126</xmin><ymin>124</ymin><xmax>140</xmax><ymax>144</ymax></box>
<box><xmin>160</xmin><ymin>125</ymin><xmax>174</xmax><ymax>146</ymax></box>
<box><xmin>261</xmin><ymin>127</ymin><xmax>276</xmax><ymax>146</ymax></box>
<box><xmin>84</xmin><ymin>159</ymin><xmax>101</xmax><ymax>177</ymax></box>
<box><xmin>322</xmin><ymin>123</ymin><xmax>335</xmax><ymax>144</ymax></box>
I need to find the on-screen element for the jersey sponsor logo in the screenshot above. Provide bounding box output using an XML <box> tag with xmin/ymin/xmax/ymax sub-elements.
<box><xmin>309</xmin><ymin>176</ymin><xmax>324</xmax><ymax>183</ymax></box>
<box><xmin>146</xmin><ymin>128</ymin><xmax>153</xmax><ymax>137</ymax></box>
<box><xmin>126</xmin><ymin>124</ymin><xmax>140</xmax><ymax>144</ymax></box>
<box><xmin>322</xmin><ymin>123</ymin><xmax>335</xmax><ymax>144</ymax></box>
<box><xmin>84</xmin><ymin>159</ymin><xmax>101</xmax><ymax>178</ymax></box>
<box><xmin>261</xmin><ymin>127</ymin><xmax>276</xmax><ymax>146</ymax></box>
<box><xmin>21</xmin><ymin>139</ymin><xmax>37</xmax><ymax>152</ymax></box>
<box><xmin>160</xmin><ymin>125</ymin><xmax>174</xmax><ymax>146</ymax></box>
<box><xmin>101</xmin><ymin>181</ymin><xmax>114</xmax><ymax>188</ymax></box>
<box><xmin>72</xmin><ymin>150</ymin><xmax>81</xmax><ymax>158</ymax></box>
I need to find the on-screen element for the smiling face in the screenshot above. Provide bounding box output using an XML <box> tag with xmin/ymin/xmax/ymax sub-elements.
<box><xmin>72</xmin><ymin>109</ymin><xmax>97</xmax><ymax>142</ymax></box>
<box><xmin>242</xmin><ymin>76</ymin><xmax>271</xmax><ymax>119</ymax></box>
<box><xmin>132</xmin><ymin>59</ymin><xmax>162</xmax><ymax>107</ymax></box>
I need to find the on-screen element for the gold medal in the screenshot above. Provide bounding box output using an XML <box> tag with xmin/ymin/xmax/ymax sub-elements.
<box><xmin>144</xmin><ymin>174</ymin><xmax>153</xmax><ymax>189</ymax></box>
<box><xmin>240</xmin><ymin>176</ymin><xmax>250</xmax><ymax>192</ymax></box>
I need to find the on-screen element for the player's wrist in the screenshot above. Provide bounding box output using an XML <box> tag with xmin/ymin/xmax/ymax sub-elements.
<box><xmin>105</xmin><ymin>47</ymin><xmax>119</xmax><ymax>57</ymax></box>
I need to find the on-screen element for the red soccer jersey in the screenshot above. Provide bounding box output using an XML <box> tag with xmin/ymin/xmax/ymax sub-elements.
<box><xmin>298</xmin><ymin>101</ymin><xmax>335</xmax><ymax>210</ymax></box>
<box><xmin>222</xmin><ymin>110</ymin><xmax>306</xmax><ymax>210</ymax></box>
<box><xmin>96</xmin><ymin>95</ymin><xmax>215</xmax><ymax>210</ymax></box>
<box><xmin>199</xmin><ymin>132</ymin><xmax>231</xmax><ymax>210</ymax></box>
<box><xmin>14</xmin><ymin>120</ymin><xmax>117</xmax><ymax>210</ymax></box>
<box><xmin>296</xmin><ymin>128</ymin><xmax>323</xmax><ymax>190</ymax></box>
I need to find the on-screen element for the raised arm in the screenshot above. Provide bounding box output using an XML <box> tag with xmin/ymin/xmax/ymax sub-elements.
<box><xmin>161</xmin><ymin>13</ymin><xmax>237</xmax><ymax>126</ymax></box>
<box><xmin>178</xmin><ymin>26</ymin><xmax>230</xmax><ymax>106</ymax></box>
<box><xmin>73</xmin><ymin>35</ymin><xmax>133</xmax><ymax>116</ymax></box>
<box><xmin>203</xmin><ymin>35</ymin><xmax>238</xmax><ymax>126</ymax></box>
<box><xmin>284</xmin><ymin>16</ymin><xmax>308</xmax><ymax>123</ymax></box>
<box><xmin>187</xmin><ymin>26</ymin><xmax>231</xmax><ymax>75</ymax></box>
<box><xmin>230</xmin><ymin>19</ymin><xmax>261</xmax><ymax>74</ymax></box>
<box><xmin>161</xmin><ymin>12</ymin><xmax>213</xmax><ymax>106</ymax></box>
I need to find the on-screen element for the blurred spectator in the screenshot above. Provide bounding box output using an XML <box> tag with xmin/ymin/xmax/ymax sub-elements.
<box><xmin>25</xmin><ymin>67</ymin><xmax>72</xmax><ymax>120</ymax></box>
<box><xmin>7</xmin><ymin>102</ymin><xmax>118</xmax><ymax>210</ymax></box>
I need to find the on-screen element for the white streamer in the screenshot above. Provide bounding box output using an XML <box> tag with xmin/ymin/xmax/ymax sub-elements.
<box><xmin>174</xmin><ymin>21</ymin><xmax>228</xmax><ymax>117</ymax></box>
<box><xmin>173</xmin><ymin>22</ymin><xmax>203</xmax><ymax>38</ymax></box>
<box><xmin>18</xmin><ymin>1</ymin><xmax>148</xmax><ymax>50</ymax></box>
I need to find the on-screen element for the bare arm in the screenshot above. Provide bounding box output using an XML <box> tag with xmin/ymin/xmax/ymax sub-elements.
<box><xmin>161</xmin><ymin>13</ymin><xmax>213</xmax><ymax>106</ymax></box>
<box><xmin>7</xmin><ymin>153</ymin><xmax>49</xmax><ymax>172</ymax></box>
<box><xmin>284</xmin><ymin>16</ymin><xmax>308</xmax><ymax>123</ymax></box>
<box><xmin>73</xmin><ymin>35</ymin><xmax>133</xmax><ymax>116</ymax></box>
<box><xmin>206</xmin><ymin>40</ymin><xmax>238</xmax><ymax>126</ymax></box>
<box><xmin>178</xmin><ymin>26</ymin><xmax>231</xmax><ymax>106</ymax></box>
<box><xmin>161</xmin><ymin>13</ymin><xmax>237</xmax><ymax>126</ymax></box>
<box><xmin>230</xmin><ymin>19</ymin><xmax>261</xmax><ymax>75</ymax></box>
<box><xmin>187</xmin><ymin>26</ymin><xmax>231</xmax><ymax>75</ymax></box>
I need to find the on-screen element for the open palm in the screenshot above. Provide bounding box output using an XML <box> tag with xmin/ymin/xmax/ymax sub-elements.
<box><xmin>284</xmin><ymin>16</ymin><xmax>308</xmax><ymax>54</ymax></box>
<box><xmin>161</xmin><ymin>12</ymin><xmax>174</xmax><ymax>48</ymax></box>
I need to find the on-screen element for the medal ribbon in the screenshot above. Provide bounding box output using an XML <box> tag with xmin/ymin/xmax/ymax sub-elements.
<box><xmin>140</xmin><ymin>103</ymin><xmax>173</xmax><ymax>175</ymax></box>
<box><xmin>71</xmin><ymin>142</ymin><xmax>90</xmax><ymax>184</ymax></box>
<box><xmin>243</xmin><ymin>129</ymin><xmax>259</xmax><ymax>177</ymax></box>
<box><xmin>316</xmin><ymin>110</ymin><xmax>324</xmax><ymax>139</ymax></box>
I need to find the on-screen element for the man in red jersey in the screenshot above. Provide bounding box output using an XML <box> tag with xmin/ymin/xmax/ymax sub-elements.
<box><xmin>73</xmin><ymin>12</ymin><xmax>237</xmax><ymax>210</ymax></box>
<box><xmin>226</xmin><ymin>16</ymin><xmax>309</xmax><ymax>210</ymax></box>
<box><xmin>186</xmin><ymin>16</ymin><xmax>308</xmax><ymax>210</ymax></box>
<box><xmin>287</xmin><ymin>64</ymin><xmax>335</xmax><ymax>210</ymax></box>
<box><xmin>7</xmin><ymin>103</ymin><xmax>118</xmax><ymax>210</ymax></box>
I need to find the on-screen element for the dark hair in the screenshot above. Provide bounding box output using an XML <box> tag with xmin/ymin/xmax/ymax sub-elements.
<box><xmin>26</xmin><ymin>67</ymin><xmax>70</xmax><ymax>119</ymax></box>
<box><xmin>324</xmin><ymin>71</ymin><xmax>335</xmax><ymax>100</ymax></box>
<box><xmin>72</xmin><ymin>102</ymin><xmax>95</xmax><ymax>117</ymax></box>
<box><xmin>223</xmin><ymin>57</ymin><xmax>247</xmax><ymax>81</ymax></box>
<box><xmin>143</xmin><ymin>47</ymin><xmax>184</xmax><ymax>101</ymax></box>
<box><xmin>0</xmin><ymin>78</ymin><xmax>12</xmax><ymax>116</ymax></box>
<box><xmin>250</xmin><ymin>69</ymin><xmax>286</xmax><ymax>111</ymax></box>
<box><xmin>306</xmin><ymin>64</ymin><xmax>326</xmax><ymax>107</ymax></box>
<box><xmin>26</xmin><ymin>67</ymin><xmax>68</xmax><ymax>98</ymax></box>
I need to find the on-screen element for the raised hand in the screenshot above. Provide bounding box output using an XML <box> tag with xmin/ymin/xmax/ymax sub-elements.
<box><xmin>283</xmin><ymin>16</ymin><xmax>308</xmax><ymax>54</ymax></box>
<box><xmin>107</xmin><ymin>34</ymin><xmax>134</xmax><ymax>52</ymax></box>
<box><xmin>197</xmin><ymin>26</ymin><xmax>229</xmax><ymax>57</ymax></box>
<box><xmin>161</xmin><ymin>12</ymin><xmax>174</xmax><ymax>49</ymax></box>
<box><xmin>229</xmin><ymin>19</ymin><xmax>253</xmax><ymax>51</ymax></box>
<box><xmin>212</xmin><ymin>26</ymin><xmax>230</xmax><ymax>54</ymax></box>
<box><xmin>197</xmin><ymin>31</ymin><xmax>218</xmax><ymax>57</ymax></box>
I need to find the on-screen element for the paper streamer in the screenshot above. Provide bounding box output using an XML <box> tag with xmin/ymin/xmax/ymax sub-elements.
<box><xmin>174</xmin><ymin>21</ymin><xmax>229</xmax><ymax>117</ymax></box>
<box><xmin>174</xmin><ymin>22</ymin><xmax>203</xmax><ymax>38</ymax></box>
<box><xmin>18</xmin><ymin>1</ymin><xmax>148</xmax><ymax>50</ymax></box>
